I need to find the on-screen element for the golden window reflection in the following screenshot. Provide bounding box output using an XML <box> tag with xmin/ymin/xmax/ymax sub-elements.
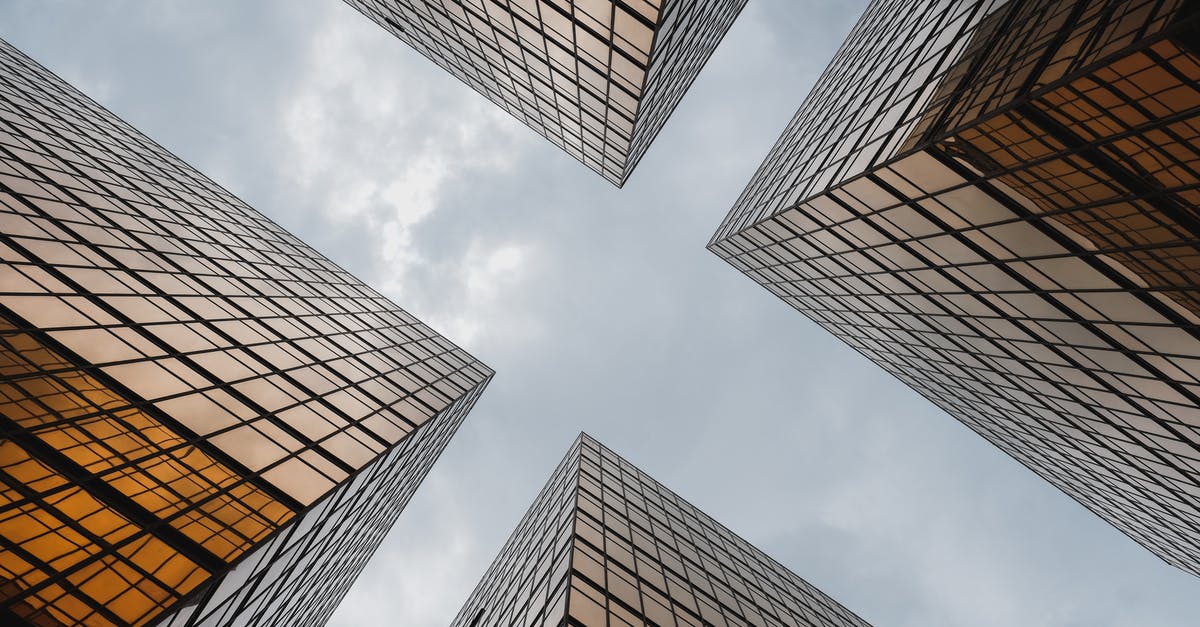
<box><xmin>0</xmin><ymin>320</ymin><xmax>294</xmax><ymax>624</ymax></box>
<box><xmin>943</xmin><ymin>40</ymin><xmax>1200</xmax><ymax>318</ymax></box>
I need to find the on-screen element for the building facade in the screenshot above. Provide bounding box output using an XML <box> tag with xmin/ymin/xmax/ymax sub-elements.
<box><xmin>711</xmin><ymin>0</ymin><xmax>1200</xmax><ymax>575</ymax></box>
<box><xmin>0</xmin><ymin>38</ymin><xmax>492</xmax><ymax>626</ymax></box>
<box><xmin>343</xmin><ymin>0</ymin><xmax>746</xmax><ymax>186</ymax></box>
<box><xmin>452</xmin><ymin>434</ymin><xmax>870</xmax><ymax>627</ymax></box>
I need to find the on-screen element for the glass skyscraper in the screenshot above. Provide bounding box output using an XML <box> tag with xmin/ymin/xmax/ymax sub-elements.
<box><xmin>0</xmin><ymin>38</ymin><xmax>491</xmax><ymax>626</ymax></box>
<box><xmin>452</xmin><ymin>434</ymin><xmax>870</xmax><ymax>627</ymax></box>
<box><xmin>342</xmin><ymin>0</ymin><xmax>746</xmax><ymax>186</ymax></box>
<box><xmin>711</xmin><ymin>0</ymin><xmax>1200</xmax><ymax>576</ymax></box>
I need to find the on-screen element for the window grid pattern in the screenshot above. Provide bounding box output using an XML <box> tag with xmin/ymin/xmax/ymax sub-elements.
<box><xmin>342</xmin><ymin>0</ymin><xmax>745</xmax><ymax>187</ymax></box>
<box><xmin>0</xmin><ymin>321</ymin><xmax>289</xmax><ymax>627</ymax></box>
<box><xmin>946</xmin><ymin>39</ymin><xmax>1200</xmax><ymax>317</ymax></box>
<box><xmin>714</xmin><ymin>0</ymin><xmax>1190</xmax><ymax>241</ymax></box>
<box><xmin>710</xmin><ymin>0</ymin><xmax>1200</xmax><ymax>577</ymax></box>
<box><xmin>711</xmin><ymin>0</ymin><xmax>1009</xmax><ymax>241</ymax></box>
<box><xmin>155</xmin><ymin>382</ymin><xmax>488</xmax><ymax>627</ymax></box>
<box><xmin>453</xmin><ymin>434</ymin><xmax>871</xmax><ymax>627</ymax></box>
<box><xmin>904</xmin><ymin>0</ymin><xmax>1186</xmax><ymax>149</ymax></box>
<box><xmin>0</xmin><ymin>37</ymin><xmax>492</xmax><ymax>626</ymax></box>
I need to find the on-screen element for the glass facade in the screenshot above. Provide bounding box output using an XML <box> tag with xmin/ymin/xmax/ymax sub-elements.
<box><xmin>0</xmin><ymin>37</ymin><xmax>492</xmax><ymax>626</ymax></box>
<box><xmin>711</xmin><ymin>0</ymin><xmax>1200</xmax><ymax>576</ymax></box>
<box><xmin>342</xmin><ymin>0</ymin><xmax>746</xmax><ymax>186</ymax></box>
<box><xmin>452</xmin><ymin>434</ymin><xmax>870</xmax><ymax>627</ymax></box>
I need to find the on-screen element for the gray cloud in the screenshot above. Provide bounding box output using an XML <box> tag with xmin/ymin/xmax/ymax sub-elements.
<box><xmin>3</xmin><ymin>1</ymin><xmax>1199</xmax><ymax>625</ymax></box>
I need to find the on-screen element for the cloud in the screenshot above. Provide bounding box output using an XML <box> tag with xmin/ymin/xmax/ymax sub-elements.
<box><xmin>432</xmin><ymin>240</ymin><xmax>538</xmax><ymax>346</ymax></box>
<box><xmin>272</xmin><ymin>4</ymin><xmax>532</xmax><ymax>315</ymax></box>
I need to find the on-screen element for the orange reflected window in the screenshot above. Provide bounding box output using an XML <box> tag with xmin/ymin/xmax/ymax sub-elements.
<box><xmin>0</xmin><ymin>321</ymin><xmax>295</xmax><ymax>625</ymax></box>
<box><xmin>941</xmin><ymin>41</ymin><xmax>1200</xmax><ymax>318</ymax></box>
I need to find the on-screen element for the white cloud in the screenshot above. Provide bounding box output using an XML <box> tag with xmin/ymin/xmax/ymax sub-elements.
<box><xmin>429</xmin><ymin>240</ymin><xmax>539</xmax><ymax>346</ymax></box>
<box><xmin>277</xmin><ymin>8</ymin><xmax>528</xmax><ymax>307</ymax></box>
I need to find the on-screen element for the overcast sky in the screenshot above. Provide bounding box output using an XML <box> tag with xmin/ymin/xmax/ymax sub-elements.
<box><xmin>3</xmin><ymin>2</ymin><xmax>1199</xmax><ymax>626</ymax></box>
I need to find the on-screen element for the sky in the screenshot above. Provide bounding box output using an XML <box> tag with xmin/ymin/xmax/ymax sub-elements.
<box><xmin>2</xmin><ymin>2</ymin><xmax>1199</xmax><ymax>626</ymax></box>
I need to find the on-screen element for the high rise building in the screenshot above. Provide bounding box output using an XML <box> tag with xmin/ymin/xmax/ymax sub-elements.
<box><xmin>343</xmin><ymin>0</ymin><xmax>746</xmax><ymax>187</ymax></box>
<box><xmin>0</xmin><ymin>38</ymin><xmax>492</xmax><ymax>627</ymax></box>
<box><xmin>452</xmin><ymin>434</ymin><xmax>870</xmax><ymax>627</ymax></box>
<box><xmin>710</xmin><ymin>0</ymin><xmax>1200</xmax><ymax>575</ymax></box>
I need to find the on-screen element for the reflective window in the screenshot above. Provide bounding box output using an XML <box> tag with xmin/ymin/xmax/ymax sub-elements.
<box><xmin>451</xmin><ymin>435</ymin><xmax>870</xmax><ymax>627</ymax></box>
<box><xmin>0</xmin><ymin>37</ymin><xmax>492</xmax><ymax>625</ymax></box>
<box><xmin>711</xmin><ymin>0</ymin><xmax>1200</xmax><ymax>576</ymax></box>
<box><xmin>343</xmin><ymin>0</ymin><xmax>745</xmax><ymax>185</ymax></box>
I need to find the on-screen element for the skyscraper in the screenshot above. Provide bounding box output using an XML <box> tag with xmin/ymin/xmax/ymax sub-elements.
<box><xmin>452</xmin><ymin>434</ymin><xmax>871</xmax><ymax>627</ymax></box>
<box><xmin>0</xmin><ymin>38</ymin><xmax>491</xmax><ymax>627</ymax></box>
<box><xmin>343</xmin><ymin>0</ymin><xmax>746</xmax><ymax>187</ymax></box>
<box><xmin>710</xmin><ymin>0</ymin><xmax>1200</xmax><ymax>575</ymax></box>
